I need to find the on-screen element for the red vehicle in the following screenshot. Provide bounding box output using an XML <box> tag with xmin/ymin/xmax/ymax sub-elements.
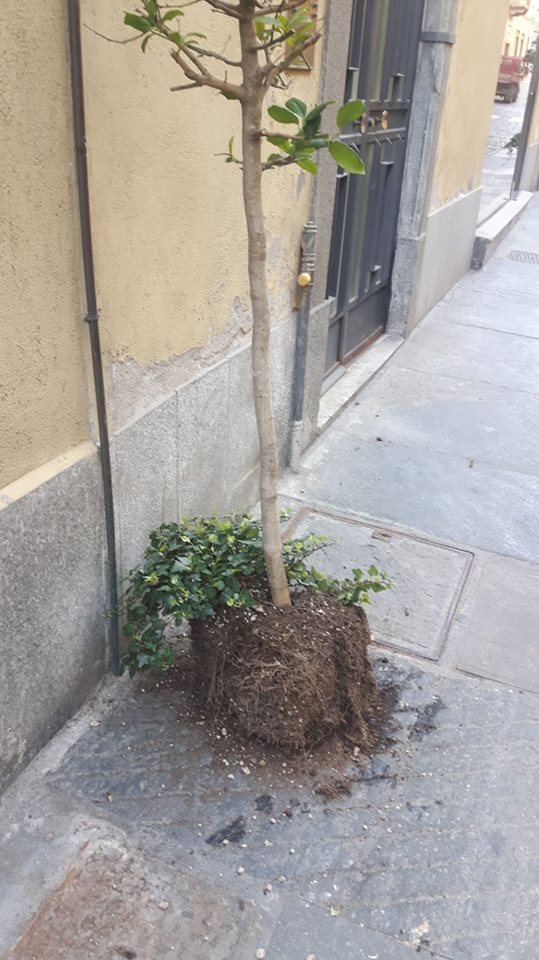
<box><xmin>496</xmin><ymin>56</ymin><xmax>525</xmax><ymax>103</ymax></box>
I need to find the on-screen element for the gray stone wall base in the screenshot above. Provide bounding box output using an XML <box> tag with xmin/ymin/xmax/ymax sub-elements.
<box><xmin>113</xmin><ymin>315</ymin><xmax>297</xmax><ymax>577</ymax></box>
<box><xmin>472</xmin><ymin>191</ymin><xmax>534</xmax><ymax>268</ymax></box>
<box><xmin>410</xmin><ymin>187</ymin><xmax>483</xmax><ymax>329</ymax></box>
<box><xmin>302</xmin><ymin>300</ymin><xmax>332</xmax><ymax>450</ymax></box>
<box><xmin>0</xmin><ymin>453</ymin><xmax>106</xmax><ymax>791</ymax></box>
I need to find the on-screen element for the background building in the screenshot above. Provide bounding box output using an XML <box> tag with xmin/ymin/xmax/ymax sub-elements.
<box><xmin>504</xmin><ymin>0</ymin><xmax>539</xmax><ymax>57</ymax></box>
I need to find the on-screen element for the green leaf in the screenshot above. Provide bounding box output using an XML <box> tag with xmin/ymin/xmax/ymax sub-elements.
<box><xmin>285</xmin><ymin>97</ymin><xmax>308</xmax><ymax>118</ymax></box>
<box><xmin>266</xmin><ymin>134</ymin><xmax>290</xmax><ymax>147</ymax></box>
<box><xmin>268</xmin><ymin>105</ymin><xmax>300</xmax><ymax>125</ymax></box>
<box><xmin>296</xmin><ymin>157</ymin><xmax>319</xmax><ymax>175</ymax></box>
<box><xmin>124</xmin><ymin>13</ymin><xmax>152</xmax><ymax>33</ymax></box>
<box><xmin>336</xmin><ymin>99</ymin><xmax>366</xmax><ymax>129</ymax></box>
<box><xmin>220</xmin><ymin>89</ymin><xmax>240</xmax><ymax>101</ymax></box>
<box><xmin>124</xmin><ymin>12</ymin><xmax>152</xmax><ymax>34</ymax></box>
<box><xmin>306</xmin><ymin>136</ymin><xmax>331</xmax><ymax>149</ymax></box>
<box><xmin>328</xmin><ymin>140</ymin><xmax>365</xmax><ymax>174</ymax></box>
<box><xmin>304</xmin><ymin>100</ymin><xmax>335</xmax><ymax>124</ymax></box>
<box><xmin>162</xmin><ymin>8</ymin><xmax>185</xmax><ymax>21</ymax></box>
<box><xmin>141</xmin><ymin>34</ymin><xmax>152</xmax><ymax>53</ymax></box>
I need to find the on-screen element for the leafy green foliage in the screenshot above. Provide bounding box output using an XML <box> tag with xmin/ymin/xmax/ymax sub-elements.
<box><xmin>336</xmin><ymin>99</ymin><xmax>365</xmax><ymax>128</ymax></box>
<box><xmin>254</xmin><ymin>7</ymin><xmax>315</xmax><ymax>48</ymax></box>
<box><xmin>263</xmin><ymin>97</ymin><xmax>366</xmax><ymax>176</ymax></box>
<box><xmin>122</xmin><ymin>514</ymin><xmax>391</xmax><ymax>675</ymax></box>
<box><xmin>122</xmin><ymin>1</ymin><xmax>366</xmax><ymax>180</ymax></box>
<box><xmin>328</xmin><ymin>140</ymin><xmax>366</xmax><ymax>174</ymax></box>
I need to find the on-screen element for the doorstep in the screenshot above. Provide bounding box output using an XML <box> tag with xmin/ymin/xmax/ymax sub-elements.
<box><xmin>317</xmin><ymin>333</ymin><xmax>403</xmax><ymax>435</ymax></box>
<box><xmin>472</xmin><ymin>190</ymin><xmax>534</xmax><ymax>268</ymax></box>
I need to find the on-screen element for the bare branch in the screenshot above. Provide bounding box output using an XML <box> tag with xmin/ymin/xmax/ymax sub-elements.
<box><xmin>189</xmin><ymin>44</ymin><xmax>241</xmax><ymax>66</ymax></box>
<box><xmin>252</xmin><ymin>0</ymin><xmax>308</xmax><ymax>14</ymax></box>
<box><xmin>170</xmin><ymin>81</ymin><xmax>202</xmax><ymax>90</ymax></box>
<box><xmin>170</xmin><ymin>47</ymin><xmax>245</xmax><ymax>98</ymax></box>
<box><xmin>262</xmin><ymin>30</ymin><xmax>320</xmax><ymax>85</ymax></box>
<box><xmin>204</xmin><ymin>0</ymin><xmax>243</xmax><ymax>18</ymax></box>
<box><xmin>253</xmin><ymin>29</ymin><xmax>293</xmax><ymax>51</ymax></box>
<box><xmin>83</xmin><ymin>23</ymin><xmax>140</xmax><ymax>45</ymax></box>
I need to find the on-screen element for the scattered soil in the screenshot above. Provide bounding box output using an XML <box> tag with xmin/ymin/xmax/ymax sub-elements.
<box><xmin>189</xmin><ymin>589</ymin><xmax>380</xmax><ymax>753</ymax></box>
<box><xmin>313</xmin><ymin>776</ymin><xmax>353</xmax><ymax>800</ymax></box>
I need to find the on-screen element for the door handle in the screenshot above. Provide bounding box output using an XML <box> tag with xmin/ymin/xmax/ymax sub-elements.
<box><xmin>359</xmin><ymin>114</ymin><xmax>376</xmax><ymax>134</ymax></box>
<box><xmin>360</xmin><ymin>110</ymin><xmax>389</xmax><ymax>133</ymax></box>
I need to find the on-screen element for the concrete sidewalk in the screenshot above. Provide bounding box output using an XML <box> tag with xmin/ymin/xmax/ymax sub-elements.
<box><xmin>2</xmin><ymin>201</ymin><xmax>539</xmax><ymax>960</ymax></box>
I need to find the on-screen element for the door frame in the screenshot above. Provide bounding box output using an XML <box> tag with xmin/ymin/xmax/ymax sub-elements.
<box><xmin>296</xmin><ymin>0</ymin><xmax>460</xmax><ymax>448</ymax></box>
<box><xmin>324</xmin><ymin>0</ymin><xmax>426</xmax><ymax>378</ymax></box>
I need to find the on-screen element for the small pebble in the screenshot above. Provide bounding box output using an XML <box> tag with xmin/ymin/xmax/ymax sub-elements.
<box><xmin>241</xmin><ymin>766</ymin><xmax>251</xmax><ymax>776</ymax></box>
<box><xmin>227</xmin><ymin>773</ymin><xmax>235</xmax><ymax>780</ymax></box>
<box><xmin>289</xmin><ymin>848</ymin><xmax>295</xmax><ymax>855</ymax></box>
<box><xmin>222</xmin><ymin>839</ymin><xmax>229</xmax><ymax>846</ymax></box>
<box><xmin>237</xmin><ymin>866</ymin><xmax>245</xmax><ymax>875</ymax></box>
<box><xmin>255</xmin><ymin>950</ymin><xmax>266</xmax><ymax>959</ymax></box>
<box><xmin>158</xmin><ymin>900</ymin><xmax>170</xmax><ymax>910</ymax></box>
<box><xmin>89</xmin><ymin>720</ymin><xmax>100</xmax><ymax>727</ymax></box>
<box><xmin>258</xmin><ymin>759</ymin><xmax>266</xmax><ymax>767</ymax></box>
<box><xmin>263</xmin><ymin>882</ymin><xmax>273</xmax><ymax>894</ymax></box>
<box><xmin>269</xmin><ymin>817</ymin><xmax>277</xmax><ymax>824</ymax></box>
<box><xmin>307</xmin><ymin>955</ymin><xmax>317</xmax><ymax>960</ymax></box>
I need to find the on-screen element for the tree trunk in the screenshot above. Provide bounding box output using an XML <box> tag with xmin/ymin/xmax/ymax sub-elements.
<box><xmin>239</xmin><ymin>9</ymin><xmax>291</xmax><ymax>607</ymax></box>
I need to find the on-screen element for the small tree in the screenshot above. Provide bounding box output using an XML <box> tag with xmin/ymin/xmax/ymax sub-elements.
<box><xmin>123</xmin><ymin>0</ymin><xmax>365</xmax><ymax>607</ymax></box>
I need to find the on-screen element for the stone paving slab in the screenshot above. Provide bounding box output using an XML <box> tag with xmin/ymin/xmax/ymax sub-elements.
<box><xmin>267</xmin><ymin>896</ymin><xmax>422</xmax><ymax>960</ymax></box>
<box><xmin>326</xmin><ymin>362</ymin><xmax>539</xmax><ymax>477</ymax></box>
<box><xmin>281</xmin><ymin>433</ymin><xmax>539</xmax><ymax>563</ymax></box>
<box><xmin>10</xmin><ymin>834</ymin><xmax>268</xmax><ymax>960</ymax></box>
<box><xmin>447</xmin><ymin>552</ymin><xmax>539</xmax><ymax>694</ymax></box>
<box><xmin>432</xmin><ymin>287</ymin><xmax>539</xmax><ymax>339</ymax></box>
<box><xmin>2</xmin><ymin>655</ymin><xmax>537</xmax><ymax>960</ymax></box>
<box><xmin>459</xmin><ymin>255</ymin><xmax>539</xmax><ymax>297</ymax></box>
<box><xmin>392</xmin><ymin>319</ymin><xmax>539</xmax><ymax>397</ymax></box>
<box><xmin>288</xmin><ymin>510</ymin><xmax>471</xmax><ymax>660</ymax></box>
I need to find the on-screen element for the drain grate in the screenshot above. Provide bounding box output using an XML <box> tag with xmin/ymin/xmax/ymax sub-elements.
<box><xmin>509</xmin><ymin>249</ymin><xmax>539</xmax><ymax>264</ymax></box>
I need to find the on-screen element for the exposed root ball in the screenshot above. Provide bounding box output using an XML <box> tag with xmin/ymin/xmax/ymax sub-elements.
<box><xmin>190</xmin><ymin>590</ymin><xmax>379</xmax><ymax>752</ymax></box>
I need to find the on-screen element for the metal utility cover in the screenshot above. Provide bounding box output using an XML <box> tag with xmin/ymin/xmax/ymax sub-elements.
<box><xmin>508</xmin><ymin>249</ymin><xmax>539</xmax><ymax>264</ymax></box>
<box><xmin>289</xmin><ymin>511</ymin><xmax>472</xmax><ymax>660</ymax></box>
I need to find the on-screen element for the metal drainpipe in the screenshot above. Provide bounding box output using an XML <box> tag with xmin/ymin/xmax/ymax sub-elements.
<box><xmin>512</xmin><ymin>45</ymin><xmax>539</xmax><ymax>194</ymax></box>
<box><xmin>67</xmin><ymin>0</ymin><xmax>120</xmax><ymax>674</ymax></box>
<box><xmin>289</xmin><ymin>221</ymin><xmax>317</xmax><ymax>473</ymax></box>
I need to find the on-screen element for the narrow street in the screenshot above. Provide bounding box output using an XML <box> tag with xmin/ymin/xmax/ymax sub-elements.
<box><xmin>1</xmin><ymin>201</ymin><xmax>539</xmax><ymax>960</ymax></box>
<box><xmin>480</xmin><ymin>73</ymin><xmax>530</xmax><ymax>213</ymax></box>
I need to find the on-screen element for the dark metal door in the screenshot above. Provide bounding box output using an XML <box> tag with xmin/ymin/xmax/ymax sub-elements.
<box><xmin>325</xmin><ymin>0</ymin><xmax>424</xmax><ymax>375</ymax></box>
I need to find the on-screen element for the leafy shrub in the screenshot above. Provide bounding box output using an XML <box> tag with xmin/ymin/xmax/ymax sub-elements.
<box><xmin>122</xmin><ymin>514</ymin><xmax>390</xmax><ymax>675</ymax></box>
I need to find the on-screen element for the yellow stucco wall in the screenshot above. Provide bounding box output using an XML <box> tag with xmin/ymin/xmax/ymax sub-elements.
<box><xmin>1</xmin><ymin>1</ymin><xmax>324</xmax><ymax>484</ymax></box>
<box><xmin>431</xmin><ymin>0</ymin><xmax>509</xmax><ymax>210</ymax></box>
<box><xmin>0</xmin><ymin>1</ymin><xmax>91</xmax><ymax>488</ymax></box>
<box><xmin>83</xmin><ymin>2</ymin><xmax>320</xmax><ymax>371</ymax></box>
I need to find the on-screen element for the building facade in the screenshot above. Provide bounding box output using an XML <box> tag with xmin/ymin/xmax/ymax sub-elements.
<box><xmin>504</xmin><ymin>0</ymin><xmax>539</xmax><ymax>57</ymax></box>
<box><xmin>1</xmin><ymin>0</ymin><xmax>538</xmax><ymax>790</ymax></box>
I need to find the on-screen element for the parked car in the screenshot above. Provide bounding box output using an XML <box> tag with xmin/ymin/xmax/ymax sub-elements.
<box><xmin>496</xmin><ymin>56</ymin><xmax>525</xmax><ymax>102</ymax></box>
